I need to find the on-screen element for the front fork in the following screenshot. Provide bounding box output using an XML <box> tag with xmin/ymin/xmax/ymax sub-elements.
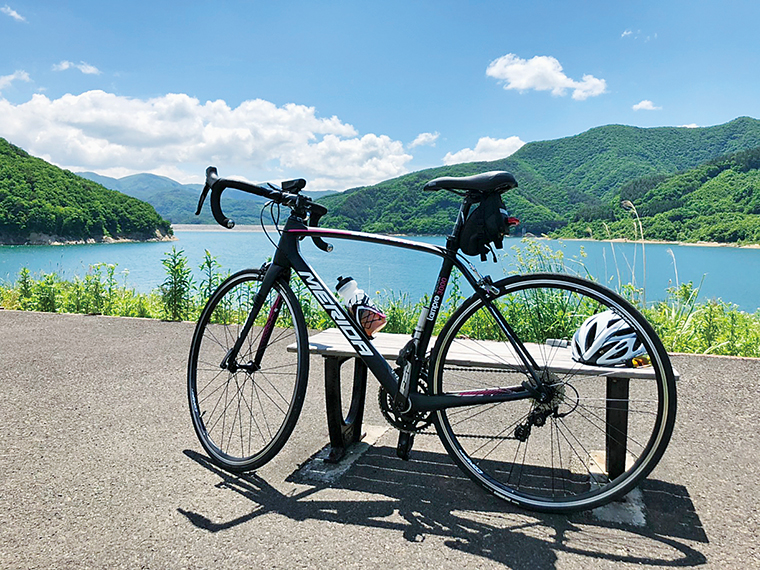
<box><xmin>220</xmin><ymin>263</ymin><xmax>287</xmax><ymax>372</ymax></box>
<box><xmin>252</xmin><ymin>294</ymin><xmax>284</xmax><ymax>367</ymax></box>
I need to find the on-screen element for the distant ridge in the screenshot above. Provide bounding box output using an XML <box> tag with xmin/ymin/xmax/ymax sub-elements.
<box><xmin>318</xmin><ymin>117</ymin><xmax>760</xmax><ymax>241</ymax></box>
<box><xmin>78</xmin><ymin>172</ymin><xmax>336</xmax><ymax>224</ymax></box>
<box><xmin>8</xmin><ymin>116</ymin><xmax>759</xmax><ymax>243</ymax></box>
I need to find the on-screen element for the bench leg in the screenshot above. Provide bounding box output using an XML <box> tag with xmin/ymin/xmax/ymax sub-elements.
<box><xmin>324</xmin><ymin>356</ymin><xmax>368</xmax><ymax>463</ymax></box>
<box><xmin>605</xmin><ymin>376</ymin><xmax>630</xmax><ymax>480</ymax></box>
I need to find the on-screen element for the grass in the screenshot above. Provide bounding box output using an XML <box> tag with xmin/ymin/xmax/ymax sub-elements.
<box><xmin>2</xmin><ymin>243</ymin><xmax>759</xmax><ymax>357</ymax></box>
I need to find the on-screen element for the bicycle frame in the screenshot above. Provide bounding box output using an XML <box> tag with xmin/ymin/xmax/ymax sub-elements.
<box><xmin>191</xmin><ymin>167</ymin><xmax>677</xmax><ymax>512</ymax></box>
<box><xmin>223</xmin><ymin>209</ymin><xmax>543</xmax><ymax>414</ymax></box>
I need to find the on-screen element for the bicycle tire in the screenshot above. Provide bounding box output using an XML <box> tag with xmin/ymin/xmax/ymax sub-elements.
<box><xmin>188</xmin><ymin>268</ymin><xmax>309</xmax><ymax>472</ymax></box>
<box><xmin>431</xmin><ymin>273</ymin><xmax>676</xmax><ymax>512</ymax></box>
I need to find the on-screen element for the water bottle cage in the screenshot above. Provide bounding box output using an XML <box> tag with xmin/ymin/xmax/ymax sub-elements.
<box><xmin>337</xmin><ymin>277</ymin><xmax>387</xmax><ymax>338</ymax></box>
<box><xmin>352</xmin><ymin>303</ymin><xmax>387</xmax><ymax>338</ymax></box>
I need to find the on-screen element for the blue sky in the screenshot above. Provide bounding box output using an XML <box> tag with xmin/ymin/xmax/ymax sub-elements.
<box><xmin>1</xmin><ymin>1</ymin><xmax>759</xmax><ymax>190</ymax></box>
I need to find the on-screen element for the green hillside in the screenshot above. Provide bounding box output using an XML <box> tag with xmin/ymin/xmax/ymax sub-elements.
<box><xmin>557</xmin><ymin>146</ymin><xmax>760</xmax><ymax>243</ymax></box>
<box><xmin>319</xmin><ymin>117</ymin><xmax>760</xmax><ymax>238</ymax></box>
<box><xmin>319</xmin><ymin>165</ymin><xmax>564</xmax><ymax>236</ymax></box>
<box><xmin>0</xmin><ymin>139</ymin><xmax>172</xmax><ymax>244</ymax></box>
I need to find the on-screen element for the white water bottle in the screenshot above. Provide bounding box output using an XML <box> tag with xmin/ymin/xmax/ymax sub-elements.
<box><xmin>336</xmin><ymin>276</ymin><xmax>387</xmax><ymax>337</ymax></box>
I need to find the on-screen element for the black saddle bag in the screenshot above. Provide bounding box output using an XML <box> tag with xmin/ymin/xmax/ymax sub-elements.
<box><xmin>459</xmin><ymin>193</ymin><xmax>517</xmax><ymax>261</ymax></box>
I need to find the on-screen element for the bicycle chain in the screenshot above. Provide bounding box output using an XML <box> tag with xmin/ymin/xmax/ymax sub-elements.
<box><xmin>443</xmin><ymin>366</ymin><xmax>522</xmax><ymax>374</ymax></box>
<box><xmin>381</xmin><ymin>367</ymin><xmax>557</xmax><ymax>440</ymax></box>
<box><xmin>438</xmin><ymin>366</ymin><xmax>566</xmax><ymax>442</ymax></box>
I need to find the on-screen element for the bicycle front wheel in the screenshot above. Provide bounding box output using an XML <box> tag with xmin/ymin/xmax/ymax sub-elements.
<box><xmin>431</xmin><ymin>273</ymin><xmax>676</xmax><ymax>512</ymax></box>
<box><xmin>188</xmin><ymin>269</ymin><xmax>309</xmax><ymax>472</ymax></box>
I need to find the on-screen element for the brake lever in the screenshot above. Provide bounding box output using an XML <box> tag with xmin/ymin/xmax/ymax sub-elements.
<box><xmin>195</xmin><ymin>166</ymin><xmax>219</xmax><ymax>216</ymax></box>
<box><xmin>195</xmin><ymin>185</ymin><xmax>210</xmax><ymax>216</ymax></box>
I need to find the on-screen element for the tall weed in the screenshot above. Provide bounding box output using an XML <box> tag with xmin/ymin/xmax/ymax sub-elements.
<box><xmin>161</xmin><ymin>247</ymin><xmax>194</xmax><ymax>321</ymax></box>
<box><xmin>4</xmin><ymin>242</ymin><xmax>760</xmax><ymax>358</ymax></box>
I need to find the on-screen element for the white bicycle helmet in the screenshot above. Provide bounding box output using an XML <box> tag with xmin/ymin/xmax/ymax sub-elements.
<box><xmin>571</xmin><ymin>310</ymin><xmax>646</xmax><ymax>367</ymax></box>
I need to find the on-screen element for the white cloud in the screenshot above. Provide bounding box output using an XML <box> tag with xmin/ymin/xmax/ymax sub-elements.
<box><xmin>1</xmin><ymin>5</ymin><xmax>25</xmax><ymax>22</ymax></box>
<box><xmin>75</xmin><ymin>62</ymin><xmax>101</xmax><ymax>75</ymax></box>
<box><xmin>53</xmin><ymin>61</ymin><xmax>102</xmax><ymax>75</ymax></box>
<box><xmin>443</xmin><ymin>136</ymin><xmax>525</xmax><ymax>165</ymax></box>
<box><xmin>409</xmin><ymin>132</ymin><xmax>439</xmax><ymax>148</ymax></box>
<box><xmin>622</xmin><ymin>29</ymin><xmax>657</xmax><ymax>41</ymax></box>
<box><xmin>0</xmin><ymin>70</ymin><xmax>30</xmax><ymax>92</ymax></box>
<box><xmin>680</xmin><ymin>123</ymin><xmax>699</xmax><ymax>128</ymax></box>
<box><xmin>52</xmin><ymin>61</ymin><xmax>73</xmax><ymax>71</ymax></box>
<box><xmin>632</xmin><ymin>99</ymin><xmax>662</xmax><ymax>111</ymax></box>
<box><xmin>486</xmin><ymin>54</ymin><xmax>607</xmax><ymax>100</ymax></box>
<box><xmin>0</xmin><ymin>90</ymin><xmax>413</xmax><ymax>190</ymax></box>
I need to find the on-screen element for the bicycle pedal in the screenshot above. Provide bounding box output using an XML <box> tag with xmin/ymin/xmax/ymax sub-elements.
<box><xmin>396</xmin><ymin>431</ymin><xmax>415</xmax><ymax>461</ymax></box>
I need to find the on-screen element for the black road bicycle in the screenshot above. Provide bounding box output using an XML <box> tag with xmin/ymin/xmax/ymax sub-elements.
<box><xmin>187</xmin><ymin>167</ymin><xmax>677</xmax><ymax>513</ymax></box>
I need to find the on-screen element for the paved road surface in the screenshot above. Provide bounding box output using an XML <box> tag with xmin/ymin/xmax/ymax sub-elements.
<box><xmin>1</xmin><ymin>310</ymin><xmax>757</xmax><ymax>569</ymax></box>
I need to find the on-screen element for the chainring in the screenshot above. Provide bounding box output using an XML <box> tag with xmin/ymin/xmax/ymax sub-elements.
<box><xmin>378</xmin><ymin>367</ymin><xmax>433</xmax><ymax>433</ymax></box>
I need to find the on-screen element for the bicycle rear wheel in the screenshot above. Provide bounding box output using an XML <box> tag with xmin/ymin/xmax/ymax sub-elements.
<box><xmin>188</xmin><ymin>269</ymin><xmax>308</xmax><ymax>471</ymax></box>
<box><xmin>431</xmin><ymin>273</ymin><xmax>676</xmax><ymax>512</ymax></box>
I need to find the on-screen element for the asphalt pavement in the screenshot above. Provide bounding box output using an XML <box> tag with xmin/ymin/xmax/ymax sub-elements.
<box><xmin>0</xmin><ymin>310</ymin><xmax>757</xmax><ymax>569</ymax></box>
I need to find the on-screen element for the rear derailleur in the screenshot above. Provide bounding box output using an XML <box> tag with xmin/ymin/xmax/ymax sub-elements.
<box><xmin>513</xmin><ymin>407</ymin><xmax>557</xmax><ymax>442</ymax></box>
<box><xmin>514</xmin><ymin>374</ymin><xmax>577</xmax><ymax>442</ymax></box>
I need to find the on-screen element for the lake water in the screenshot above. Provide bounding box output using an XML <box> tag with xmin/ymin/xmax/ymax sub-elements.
<box><xmin>1</xmin><ymin>229</ymin><xmax>758</xmax><ymax>312</ymax></box>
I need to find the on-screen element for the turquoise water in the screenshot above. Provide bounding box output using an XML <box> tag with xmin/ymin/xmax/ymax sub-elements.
<box><xmin>1</xmin><ymin>230</ymin><xmax>758</xmax><ymax>312</ymax></box>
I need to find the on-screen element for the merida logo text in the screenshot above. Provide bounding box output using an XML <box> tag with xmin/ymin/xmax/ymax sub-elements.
<box><xmin>298</xmin><ymin>271</ymin><xmax>373</xmax><ymax>356</ymax></box>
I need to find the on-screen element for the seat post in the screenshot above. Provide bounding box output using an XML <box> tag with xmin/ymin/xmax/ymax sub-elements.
<box><xmin>446</xmin><ymin>198</ymin><xmax>473</xmax><ymax>252</ymax></box>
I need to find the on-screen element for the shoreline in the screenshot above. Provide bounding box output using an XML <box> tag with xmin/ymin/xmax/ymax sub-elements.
<box><xmin>0</xmin><ymin>230</ymin><xmax>176</xmax><ymax>247</ymax></box>
<box><xmin>7</xmin><ymin>223</ymin><xmax>758</xmax><ymax>250</ymax></box>
<box><xmin>542</xmin><ymin>235</ymin><xmax>760</xmax><ymax>249</ymax></box>
<box><xmin>172</xmin><ymin>225</ymin><xmax>760</xmax><ymax>248</ymax></box>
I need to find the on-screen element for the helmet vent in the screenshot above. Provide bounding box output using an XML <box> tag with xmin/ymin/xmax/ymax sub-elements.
<box><xmin>585</xmin><ymin>323</ymin><xmax>597</xmax><ymax>351</ymax></box>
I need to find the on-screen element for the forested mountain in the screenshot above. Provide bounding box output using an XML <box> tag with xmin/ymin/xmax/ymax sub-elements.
<box><xmin>556</xmin><ymin>145</ymin><xmax>760</xmax><ymax>243</ymax></box>
<box><xmin>5</xmin><ymin>116</ymin><xmax>759</xmax><ymax>244</ymax></box>
<box><xmin>319</xmin><ymin>117</ymin><xmax>760</xmax><ymax>240</ymax></box>
<box><xmin>78</xmin><ymin>171</ymin><xmax>216</xmax><ymax>224</ymax></box>
<box><xmin>80</xmin><ymin>172</ymin><xmax>336</xmax><ymax>224</ymax></box>
<box><xmin>0</xmin><ymin>139</ymin><xmax>172</xmax><ymax>244</ymax></box>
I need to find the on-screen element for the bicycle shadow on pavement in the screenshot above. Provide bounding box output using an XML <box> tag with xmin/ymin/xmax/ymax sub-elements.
<box><xmin>179</xmin><ymin>442</ymin><xmax>708</xmax><ymax>569</ymax></box>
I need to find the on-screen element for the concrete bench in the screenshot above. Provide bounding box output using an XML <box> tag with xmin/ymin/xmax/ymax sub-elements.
<box><xmin>296</xmin><ymin>328</ymin><xmax>676</xmax><ymax>477</ymax></box>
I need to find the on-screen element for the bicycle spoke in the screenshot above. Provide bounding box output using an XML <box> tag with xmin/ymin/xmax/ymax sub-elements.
<box><xmin>189</xmin><ymin>272</ymin><xmax>307</xmax><ymax>471</ymax></box>
<box><xmin>433</xmin><ymin>274</ymin><xmax>675</xmax><ymax>511</ymax></box>
<box><xmin>251</xmin><ymin>377</ymin><xmax>274</xmax><ymax>440</ymax></box>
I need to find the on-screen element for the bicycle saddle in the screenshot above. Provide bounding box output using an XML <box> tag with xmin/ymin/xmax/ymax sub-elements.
<box><xmin>423</xmin><ymin>171</ymin><xmax>518</xmax><ymax>194</ymax></box>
